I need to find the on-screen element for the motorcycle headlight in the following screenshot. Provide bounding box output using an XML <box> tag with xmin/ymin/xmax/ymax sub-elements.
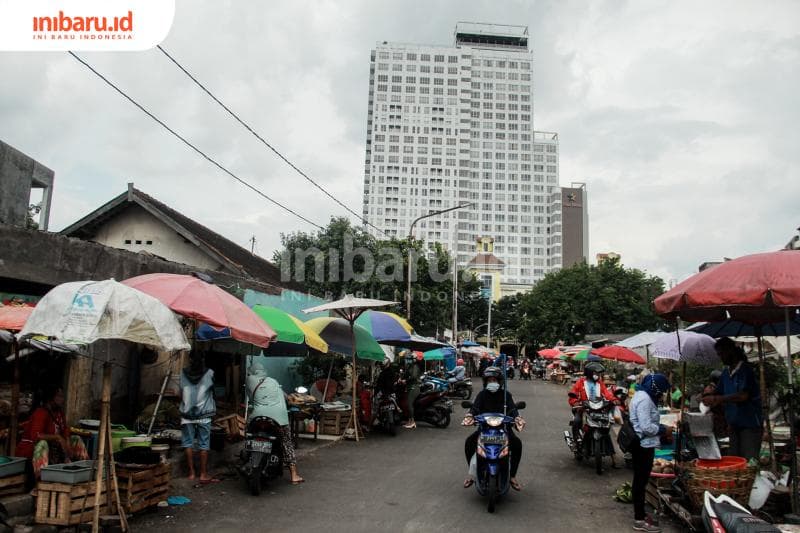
<box><xmin>485</xmin><ymin>416</ymin><xmax>504</xmax><ymax>427</ymax></box>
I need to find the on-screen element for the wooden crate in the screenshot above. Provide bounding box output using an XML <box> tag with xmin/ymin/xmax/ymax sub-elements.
<box><xmin>319</xmin><ymin>411</ymin><xmax>349</xmax><ymax>436</ymax></box>
<box><xmin>214</xmin><ymin>414</ymin><xmax>244</xmax><ymax>440</ymax></box>
<box><xmin>115</xmin><ymin>463</ymin><xmax>171</xmax><ymax>514</ymax></box>
<box><xmin>35</xmin><ymin>480</ymin><xmax>115</xmax><ymax>526</ymax></box>
<box><xmin>0</xmin><ymin>473</ymin><xmax>25</xmax><ymax>497</ymax></box>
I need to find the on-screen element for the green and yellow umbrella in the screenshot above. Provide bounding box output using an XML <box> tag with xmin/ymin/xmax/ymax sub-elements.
<box><xmin>251</xmin><ymin>305</ymin><xmax>328</xmax><ymax>354</ymax></box>
<box><xmin>304</xmin><ymin>317</ymin><xmax>385</xmax><ymax>361</ymax></box>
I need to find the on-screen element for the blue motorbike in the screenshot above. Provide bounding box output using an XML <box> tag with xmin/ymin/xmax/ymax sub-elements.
<box><xmin>462</xmin><ymin>400</ymin><xmax>526</xmax><ymax>513</ymax></box>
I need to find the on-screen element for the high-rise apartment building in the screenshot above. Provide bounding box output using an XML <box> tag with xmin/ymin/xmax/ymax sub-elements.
<box><xmin>362</xmin><ymin>23</ymin><xmax>570</xmax><ymax>294</ymax></box>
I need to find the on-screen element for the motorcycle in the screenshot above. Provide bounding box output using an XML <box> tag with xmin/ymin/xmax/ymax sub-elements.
<box><xmin>239</xmin><ymin>415</ymin><xmax>284</xmax><ymax>495</ymax></box>
<box><xmin>399</xmin><ymin>378</ymin><xmax>453</xmax><ymax>428</ymax></box>
<box><xmin>519</xmin><ymin>365</ymin><xmax>532</xmax><ymax>381</ymax></box>
<box><xmin>701</xmin><ymin>491</ymin><xmax>780</xmax><ymax>533</ymax></box>
<box><xmin>462</xmin><ymin>400</ymin><xmax>527</xmax><ymax>513</ymax></box>
<box><xmin>563</xmin><ymin>392</ymin><xmax>616</xmax><ymax>475</ymax></box>
<box><xmin>374</xmin><ymin>390</ymin><xmax>401</xmax><ymax>436</ymax></box>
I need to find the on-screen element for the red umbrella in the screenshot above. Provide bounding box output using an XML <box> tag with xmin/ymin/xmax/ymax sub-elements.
<box><xmin>123</xmin><ymin>273</ymin><xmax>276</xmax><ymax>347</ymax></box>
<box><xmin>591</xmin><ymin>345</ymin><xmax>645</xmax><ymax>364</ymax></box>
<box><xmin>653</xmin><ymin>249</ymin><xmax>800</xmax><ymax>323</ymax></box>
<box><xmin>537</xmin><ymin>348</ymin><xmax>561</xmax><ymax>359</ymax></box>
<box><xmin>0</xmin><ymin>306</ymin><xmax>34</xmax><ymax>331</ymax></box>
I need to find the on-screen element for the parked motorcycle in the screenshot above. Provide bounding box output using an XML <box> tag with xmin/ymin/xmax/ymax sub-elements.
<box><xmin>462</xmin><ymin>400</ymin><xmax>527</xmax><ymax>513</ymax></box>
<box><xmin>239</xmin><ymin>415</ymin><xmax>284</xmax><ymax>495</ymax></box>
<box><xmin>399</xmin><ymin>379</ymin><xmax>453</xmax><ymax>428</ymax></box>
<box><xmin>374</xmin><ymin>390</ymin><xmax>401</xmax><ymax>436</ymax></box>
<box><xmin>701</xmin><ymin>491</ymin><xmax>780</xmax><ymax>533</ymax></box>
<box><xmin>563</xmin><ymin>392</ymin><xmax>616</xmax><ymax>475</ymax></box>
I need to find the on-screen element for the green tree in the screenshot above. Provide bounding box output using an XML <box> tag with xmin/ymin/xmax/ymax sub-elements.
<box><xmin>273</xmin><ymin>217</ymin><xmax>483</xmax><ymax>338</ymax></box>
<box><xmin>517</xmin><ymin>259</ymin><xmax>667</xmax><ymax>347</ymax></box>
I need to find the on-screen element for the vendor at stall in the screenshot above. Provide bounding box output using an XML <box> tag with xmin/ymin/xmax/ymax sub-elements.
<box><xmin>246</xmin><ymin>359</ymin><xmax>304</xmax><ymax>484</ymax></box>
<box><xmin>15</xmin><ymin>385</ymin><xmax>88</xmax><ymax>477</ymax></box>
<box><xmin>180</xmin><ymin>353</ymin><xmax>217</xmax><ymax>483</ymax></box>
<box><xmin>704</xmin><ymin>337</ymin><xmax>763</xmax><ymax>460</ymax></box>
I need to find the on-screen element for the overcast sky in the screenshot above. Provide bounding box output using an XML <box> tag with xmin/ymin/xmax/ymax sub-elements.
<box><xmin>1</xmin><ymin>0</ymin><xmax>798</xmax><ymax>284</ymax></box>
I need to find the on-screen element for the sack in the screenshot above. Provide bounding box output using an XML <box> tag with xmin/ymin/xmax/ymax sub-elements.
<box><xmin>617</xmin><ymin>417</ymin><xmax>640</xmax><ymax>453</ymax></box>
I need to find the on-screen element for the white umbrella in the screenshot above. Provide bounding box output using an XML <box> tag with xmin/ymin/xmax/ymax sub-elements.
<box><xmin>303</xmin><ymin>294</ymin><xmax>396</xmax><ymax>441</ymax></box>
<box><xmin>650</xmin><ymin>330</ymin><xmax>719</xmax><ymax>366</ymax></box>
<box><xmin>20</xmin><ymin>279</ymin><xmax>190</xmax><ymax>351</ymax></box>
<box><xmin>616</xmin><ymin>331</ymin><xmax>668</xmax><ymax>349</ymax></box>
<box><xmin>19</xmin><ymin>279</ymin><xmax>189</xmax><ymax>532</ymax></box>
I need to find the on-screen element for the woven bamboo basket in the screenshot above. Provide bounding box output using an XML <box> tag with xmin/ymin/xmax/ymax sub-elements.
<box><xmin>684</xmin><ymin>464</ymin><xmax>757</xmax><ymax>509</ymax></box>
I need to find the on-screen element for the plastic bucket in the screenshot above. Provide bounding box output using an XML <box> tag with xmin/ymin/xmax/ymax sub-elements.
<box><xmin>694</xmin><ymin>456</ymin><xmax>747</xmax><ymax>489</ymax></box>
<box><xmin>111</xmin><ymin>426</ymin><xmax>136</xmax><ymax>452</ymax></box>
<box><xmin>696</xmin><ymin>456</ymin><xmax>747</xmax><ymax>470</ymax></box>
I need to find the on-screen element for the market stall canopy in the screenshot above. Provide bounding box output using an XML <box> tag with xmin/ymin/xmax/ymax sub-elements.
<box><xmin>591</xmin><ymin>345</ymin><xmax>646</xmax><ymax>364</ymax></box>
<box><xmin>537</xmin><ymin>348</ymin><xmax>561</xmax><ymax>358</ymax></box>
<box><xmin>572</xmin><ymin>349</ymin><xmax>601</xmax><ymax>362</ymax></box>
<box><xmin>649</xmin><ymin>330</ymin><xmax>719</xmax><ymax>366</ymax></box>
<box><xmin>423</xmin><ymin>346</ymin><xmax>457</xmax><ymax>361</ymax></box>
<box><xmin>19</xmin><ymin>279</ymin><xmax>190</xmax><ymax>352</ymax></box>
<box><xmin>653</xmin><ymin>250</ymin><xmax>800</xmax><ymax>323</ymax></box>
<box><xmin>252</xmin><ymin>305</ymin><xmax>328</xmax><ymax>354</ymax></box>
<box><xmin>304</xmin><ymin>317</ymin><xmax>384</xmax><ymax>361</ymax></box>
<box><xmin>0</xmin><ymin>306</ymin><xmax>33</xmax><ymax>331</ymax></box>
<box><xmin>355</xmin><ymin>310</ymin><xmax>412</xmax><ymax>341</ymax></box>
<box><xmin>460</xmin><ymin>340</ymin><xmax>481</xmax><ymax>347</ymax></box>
<box><xmin>615</xmin><ymin>331</ymin><xmax>668</xmax><ymax>349</ymax></box>
<box><xmin>123</xmin><ymin>273</ymin><xmax>275</xmax><ymax>348</ymax></box>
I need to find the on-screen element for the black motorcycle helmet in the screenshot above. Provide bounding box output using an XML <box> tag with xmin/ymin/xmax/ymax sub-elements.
<box><xmin>584</xmin><ymin>361</ymin><xmax>605</xmax><ymax>379</ymax></box>
<box><xmin>482</xmin><ymin>366</ymin><xmax>504</xmax><ymax>387</ymax></box>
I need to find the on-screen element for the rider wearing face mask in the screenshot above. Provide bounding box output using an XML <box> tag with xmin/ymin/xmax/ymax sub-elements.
<box><xmin>462</xmin><ymin>366</ymin><xmax>526</xmax><ymax>491</ymax></box>
<box><xmin>568</xmin><ymin>362</ymin><xmax>618</xmax><ymax>442</ymax></box>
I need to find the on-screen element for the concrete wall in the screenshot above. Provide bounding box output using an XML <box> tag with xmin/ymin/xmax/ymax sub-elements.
<box><xmin>91</xmin><ymin>204</ymin><xmax>222</xmax><ymax>271</ymax></box>
<box><xmin>0</xmin><ymin>140</ymin><xmax>54</xmax><ymax>230</ymax></box>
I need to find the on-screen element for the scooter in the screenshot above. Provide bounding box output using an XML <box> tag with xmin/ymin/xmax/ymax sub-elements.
<box><xmin>398</xmin><ymin>380</ymin><xmax>453</xmax><ymax>428</ymax></box>
<box><xmin>239</xmin><ymin>415</ymin><xmax>284</xmax><ymax>495</ymax></box>
<box><xmin>563</xmin><ymin>392</ymin><xmax>616</xmax><ymax>475</ymax></box>
<box><xmin>519</xmin><ymin>365</ymin><xmax>532</xmax><ymax>381</ymax></box>
<box><xmin>374</xmin><ymin>390</ymin><xmax>401</xmax><ymax>436</ymax></box>
<box><xmin>462</xmin><ymin>400</ymin><xmax>527</xmax><ymax>513</ymax></box>
<box><xmin>701</xmin><ymin>491</ymin><xmax>780</xmax><ymax>532</ymax></box>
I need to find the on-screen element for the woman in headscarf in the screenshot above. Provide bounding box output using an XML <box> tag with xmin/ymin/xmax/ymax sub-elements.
<box><xmin>628</xmin><ymin>373</ymin><xmax>673</xmax><ymax>533</ymax></box>
<box><xmin>246</xmin><ymin>359</ymin><xmax>304</xmax><ymax>484</ymax></box>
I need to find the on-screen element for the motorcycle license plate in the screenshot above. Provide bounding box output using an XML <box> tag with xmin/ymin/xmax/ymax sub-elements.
<box><xmin>380</xmin><ymin>404</ymin><xmax>394</xmax><ymax>411</ymax></box>
<box><xmin>246</xmin><ymin>440</ymin><xmax>272</xmax><ymax>453</ymax></box>
<box><xmin>480</xmin><ymin>435</ymin><xmax>505</xmax><ymax>445</ymax></box>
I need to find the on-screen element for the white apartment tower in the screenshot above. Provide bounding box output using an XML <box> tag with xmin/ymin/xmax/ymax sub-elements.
<box><xmin>362</xmin><ymin>22</ymin><xmax>562</xmax><ymax>294</ymax></box>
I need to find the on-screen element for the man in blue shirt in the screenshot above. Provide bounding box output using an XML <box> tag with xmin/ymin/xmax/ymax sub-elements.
<box><xmin>705</xmin><ymin>337</ymin><xmax>763</xmax><ymax>460</ymax></box>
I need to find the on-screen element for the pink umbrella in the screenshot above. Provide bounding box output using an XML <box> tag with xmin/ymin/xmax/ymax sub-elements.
<box><xmin>591</xmin><ymin>345</ymin><xmax>646</xmax><ymax>364</ymax></box>
<box><xmin>123</xmin><ymin>273</ymin><xmax>275</xmax><ymax>347</ymax></box>
<box><xmin>537</xmin><ymin>348</ymin><xmax>561</xmax><ymax>359</ymax></box>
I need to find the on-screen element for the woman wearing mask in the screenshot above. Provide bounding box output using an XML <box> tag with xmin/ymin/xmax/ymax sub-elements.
<box><xmin>629</xmin><ymin>373</ymin><xmax>673</xmax><ymax>533</ymax></box>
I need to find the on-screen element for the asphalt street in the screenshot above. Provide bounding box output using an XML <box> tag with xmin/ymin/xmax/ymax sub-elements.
<box><xmin>131</xmin><ymin>378</ymin><xmax>683</xmax><ymax>532</ymax></box>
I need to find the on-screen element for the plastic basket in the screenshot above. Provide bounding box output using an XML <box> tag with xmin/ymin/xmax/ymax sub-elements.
<box><xmin>684</xmin><ymin>463</ymin><xmax>757</xmax><ymax>509</ymax></box>
<box><xmin>695</xmin><ymin>455</ymin><xmax>747</xmax><ymax>471</ymax></box>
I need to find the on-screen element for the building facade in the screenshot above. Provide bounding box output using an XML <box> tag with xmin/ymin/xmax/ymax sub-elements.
<box><xmin>551</xmin><ymin>182</ymin><xmax>589</xmax><ymax>269</ymax></box>
<box><xmin>362</xmin><ymin>23</ymin><xmax>563</xmax><ymax>294</ymax></box>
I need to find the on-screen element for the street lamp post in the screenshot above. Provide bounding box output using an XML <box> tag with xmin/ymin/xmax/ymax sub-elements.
<box><xmin>405</xmin><ymin>203</ymin><xmax>473</xmax><ymax>320</ymax></box>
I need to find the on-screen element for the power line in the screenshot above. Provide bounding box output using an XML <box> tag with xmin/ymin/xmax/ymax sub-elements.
<box><xmin>67</xmin><ymin>51</ymin><xmax>324</xmax><ymax>230</ymax></box>
<box><xmin>155</xmin><ymin>45</ymin><xmax>391</xmax><ymax>238</ymax></box>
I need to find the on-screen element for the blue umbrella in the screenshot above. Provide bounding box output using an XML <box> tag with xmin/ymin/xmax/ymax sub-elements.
<box><xmin>460</xmin><ymin>340</ymin><xmax>480</xmax><ymax>347</ymax></box>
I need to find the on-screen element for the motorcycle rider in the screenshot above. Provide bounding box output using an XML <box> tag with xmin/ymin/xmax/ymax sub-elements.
<box><xmin>462</xmin><ymin>367</ymin><xmax>525</xmax><ymax>491</ymax></box>
<box><xmin>569</xmin><ymin>362</ymin><xmax>617</xmax><ymax>445</ymax></box>
<box><xmin>447</xmin><ymin>359</ymin><xmax>466</xmax><ymax>385</ymax></box>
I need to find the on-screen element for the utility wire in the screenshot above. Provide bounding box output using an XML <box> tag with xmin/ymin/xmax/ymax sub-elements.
<box><xmin>68</xmin><ymin>51</ymin><xmax>323</xmax><ymax>230</ymax></box>
<box><xmin>155</xmin><ymin>45</ymin><xmax>391</xmax><ymax>238</ymax></box>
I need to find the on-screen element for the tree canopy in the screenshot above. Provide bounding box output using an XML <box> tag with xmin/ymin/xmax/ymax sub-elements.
<box><xmin>492</xmin><ymin>259</ymin><xmax>667</xmax><ymax>347</ymax></box>
<box><xmin>273</xmin><ymin>217</ymin><xmax>484</xmax><ymax>338</ymax></box>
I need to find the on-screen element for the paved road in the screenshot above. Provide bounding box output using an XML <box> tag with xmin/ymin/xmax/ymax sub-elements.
<box><xmin>132</xmin><ymin>378</ymin><xmax>682</xmax><ymax>532</ymax></box>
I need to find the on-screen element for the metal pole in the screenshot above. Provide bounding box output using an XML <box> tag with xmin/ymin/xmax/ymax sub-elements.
<box><xmin>487</xmin><ymin>298</ymin><xmax>493</xmax><ymax>350</ymax></box>
<box><xmin>756</xmin><ymin>335</ymin><xmax>777</xmax><ymax>474</ymax></box>
<box><xmin>452</xmin><ymin>256</ymin><xmax>458</xmax><ymax>345</ymax></box>
<box><xmin>785</xmin><ymin>308</ymin><xmax>798</xmax><ymax>513</ymax></box>
<box><xmin>405</xmin><ymin>203</ymin><xmax>474</xmax><ymax>320</ymax></box>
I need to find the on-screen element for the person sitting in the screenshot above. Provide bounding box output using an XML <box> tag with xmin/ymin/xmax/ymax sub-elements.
<box><xmin>568</xmin><ymin>362</ymin><xmax>617</xmax><ymax>443</ymax></box>
<box><xmin>462</xmin><ymin>367</ymin><xmax>526</xmax><ymax>491</ymax></box>
<box><xmin>246</xmin><ymin>359</ymin><xmax>304</xmax><ymax>484</ymax></box>
<box><xmin>447</xmin><ymin>359</ymin><xmax>467</xmax><ymax>384</ymax></box>
<box><xmin>16</xmin><ymin>385</ymin><xmax>89</xmax><ymax>478</ymax></box>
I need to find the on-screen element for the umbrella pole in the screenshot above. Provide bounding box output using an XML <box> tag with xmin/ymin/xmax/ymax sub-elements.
<box><xmin>756</xmin><ymin>336</ymin><xmax>777</xmax><ymax>473</ymax></box>
<box><xmin>8</xmin><ymin>340</ymin><xmax>20</xmax><ymax>455</ymax></box>
<box><xmin>350</xmin><ymin>321</ymin><xmax>360</xmax><ymax>442</ymax></box>
<box><xmin>785</xmin><ymin>308</ymin><xmax>798</xmax><ymax>514</ymax></box>
<box><xmin>681</xmin><ymin>361</ymin><xmax>686</xmax><ymax>412</ymax></box>
<box><xmin>321</xmin><ymin>356</ymin><xmax>334</xmax><ymax>403</ymax></box>
<box><xmin>92</xmin><ymin>362</ymin><xmax>113</xmax><ymax>533</ymax></box>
